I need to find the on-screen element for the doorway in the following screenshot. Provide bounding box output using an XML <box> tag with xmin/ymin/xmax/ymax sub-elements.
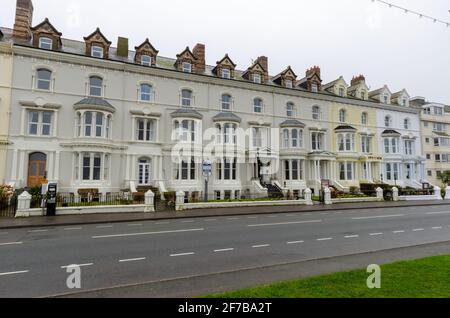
<box><xmin>27</xmin><ymin>152</ymin><xmax>47</xmax><ymax>187</ymax></box>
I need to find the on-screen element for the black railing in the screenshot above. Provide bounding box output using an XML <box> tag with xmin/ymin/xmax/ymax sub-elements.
<box><xmin>31</xmin><ymin>193</ymin><xmax>146</xmax><ymax>208</ymax></box>
<box><xmin>0</xmin><ymin>195</ymin><xmax>18</xmax><ymax>217</ymax></box>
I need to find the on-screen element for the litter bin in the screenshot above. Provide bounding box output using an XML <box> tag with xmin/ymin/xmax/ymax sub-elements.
<box><xmin>46</xmin><ymin>183</ymin><xmax>57</xmax><ymax>216</ymax></box>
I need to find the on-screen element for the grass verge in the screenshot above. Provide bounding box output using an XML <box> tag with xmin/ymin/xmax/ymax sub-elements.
<box><xmin>206</xmin><ymin>255</ymin><xmax>450</xmax><ymax>298</ymax></box>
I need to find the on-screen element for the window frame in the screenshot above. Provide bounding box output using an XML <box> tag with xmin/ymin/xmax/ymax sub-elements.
<box><xmin>39</xmin><ymin>37</ymin><xmax>53</xmax><ymax>50</ymax></box>
<box><xmin>36</xmin><ymin>68</ymin><xmax>52</xmax><ymax>91</ymax></box>
<box><xmin>91</xmin><ymin>45</ymin><xmax>104</xmax><ymax>58</ymax></box>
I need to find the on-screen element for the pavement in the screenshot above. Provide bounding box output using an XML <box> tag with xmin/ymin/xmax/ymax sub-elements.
<box><xmin>1</xmin><ymin>203</ymin><xmax>450</xmax><ymax>297</ymax></box>
<box><xmin>0</xmin><ymin>200</ymin><xmax>449</xmax><ymax>230</ymax></box>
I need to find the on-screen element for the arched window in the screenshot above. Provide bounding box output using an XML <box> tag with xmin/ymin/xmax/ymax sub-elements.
<box><xmin>404</xmin><ymin>118</ymin><xmax>411</xmax><ymax>130</ymax></box>
<box><xmin>339</xmin><ymin>109</ymin><xmax>346</xmax><ymax>123</ymax></box>
<box><xmin>181</xmin><ymin>89</ymin><xmax>193</xmax><ymax>107</ymax></box>
<box><xmin>221</xmin><ymin>94</ymin><xmax>232</xmax><ymax>111</ymax></box>
<box><xmin>312</xmin><ymin>106</ymin><xmax>321</xmax><ymax>120</ymax></box>
<box><xmin>286</xmin><ymin>102</ymin><xmax>295</xmax><ymax>117</ymax></box>
<box><xmin>140</xmin><ymin>84</ymin><xmax>152</xmax><ymax>102</ymax></box>
<box><xmin>253</xmin><ymin>98</ymin><xmax>263</xmax><ymax>113</ymax></box>
<box><xmin>39</xmin><ymin>37</ymin><xmax>53</xmax><ymax>50</ymax></box>
<box><xmin>385</xmin><ymin>115</ymin><xmax>392</xmax><ymax>128</ymax></box>
<box><xmin>89</xmin><ymin>76</ymin><xmax>103</xmax><ymax>97</ymax></box>
<box><xmin>361</xmin><ymin>112</ymin><xmax>368</xmax><ymax>125</ymax></box>
<box><xmin>36</xmin><ymin>69</ymin><xmax>52</xmax><ymax>90</ymax></box>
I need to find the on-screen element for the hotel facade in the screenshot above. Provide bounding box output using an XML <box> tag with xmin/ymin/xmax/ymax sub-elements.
<box><xmin>0</xmin><ymin>0</ymin><xmax>430</xmax><ymax>199</ymax></box>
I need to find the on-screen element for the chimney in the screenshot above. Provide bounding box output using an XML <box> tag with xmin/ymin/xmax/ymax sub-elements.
<box><xmin>13</xmin><ymin>0</ymin><xmax>34</xmax><ymax>41</ymax></box>
<box><xmin>193</xmin><ymin>43</ymin><xmax>205</xmax><ymax>74</ymax></box>
<box><xmin>117</xmin><ymin>37</ymin><xmax>129</xmax><ymax>58</ymax></box>
<box><xmin>306</xmin><ymin>66</ymin><xmax>321</xmax><ymax>78</ymax></box>
<box><xmin>351</xmin><ymin>74</ymin><xmax>366</xmax><ymax>86</ymax></box>
<box><xmin>256</xmin><ymin>56</ymin><xmax>269</xmax><ymax>82</ymax></box>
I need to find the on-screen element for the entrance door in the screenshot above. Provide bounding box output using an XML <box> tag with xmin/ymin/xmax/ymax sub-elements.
<box><xmin>28</xmin><ymin>152</ymin><xmax>47</xmax><ymax>187</ymax></box>
<box><xmin>138</xmin><ymin>158</ymin><xmax>151</xmax><ymax>185</ymax></box>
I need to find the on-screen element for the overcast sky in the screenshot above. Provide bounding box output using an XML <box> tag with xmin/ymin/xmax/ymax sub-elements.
<box><xmin>2</xmin><ymin>0</ymin><xmax>449</xmax><ymax>104</ymax></box>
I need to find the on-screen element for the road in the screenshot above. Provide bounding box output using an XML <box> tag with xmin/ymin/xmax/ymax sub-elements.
<box><xmin>1</xmin><ymin>204</ymin><xmax>450</xmax><ymax>297</ymax></box>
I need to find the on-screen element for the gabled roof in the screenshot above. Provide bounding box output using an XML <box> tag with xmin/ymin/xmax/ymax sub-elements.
<box><xmin>391</xmin><ymin>89</ymin><xmax>409</xmax><ymax>99</ymax></box>
<box><xmin>273</xmin><ymin>66</ymin><xmax>297</xmax><ymax>82</ymax></box>
<box><xmin>280</xmin><ymin>119</ymin><xmax>305</xmax><ymax>128</ymax></box>
<box><xmin>323</xmin><ymin>76</ymin><xmax>348</xmax><ymax>90</ymax></box>
<box><xmin>215</xmin><ymin>54</ymin><xmax>236</xmax><ymax>68</ymax></box>
<box><xmin>176</xmin><ymin>46</ymin><xmax>197</xmax><ymax>60</ymax></box>
<box><xmin>135</xmin><ymin>38</ymin><xmax>159</xmax><ymax>54</ymax></box>
<box><xmin>31</xmin><ymin>18</ymin><xmax>62</xmax><ymax>36</ymax></box>
<box><xmin>369</xmin><ymin>85</ymin><xmax>392</xmax><ymax>97</ymax></box>
<box><xmin>242</xmin><ymin>61</ymin><xmax>265</xmax><ymax>77</ymax></box>
<box><xmin>84</xmin><ymin>28</ymin><xmax>112</xmax><ymax>45</ymax></box>
<box><xmin>212</xmin><ymin>112</ymin><xmax>242</xmax><ymax>123</ymax></box>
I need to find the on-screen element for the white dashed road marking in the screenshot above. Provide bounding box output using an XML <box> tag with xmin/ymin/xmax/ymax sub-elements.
<box><xmin>413</xmin><ymin>228</ymin><xmax>424</xmax><ymax>232</ymax></box>
<box><xmin>64</xmin><ymin>227</ymin><xmax>82</xmax><ymax>231</ymax></box>
<box><xmin>0</xmin><ymin>270</ymin><xmax>29</xmax><ymax>276</ymax></box>
<box><xmin>170</xmin><ymin>253</ymin><xmax>195</xmax><ymax>257</ymax></box>
<box><xmin>61</xmin><ymin>263</ymin><xmax>93</xmax><ymax>269</ymax></box>
<box><xmin>432</xmin><ymin>227</ymin><xmax>443</xmax><ymax>230</ymax></box>
<box><xmin>0</xmin><ymin>242</ymin><xmax>22</xmax><ymax>247</ymax></box>
<box><xmin>96</xmin><ymin>225</ymin><xmax>113</xmax><ymax>229</ymax></box>
<box><xmin>252</xmin><ymin>244</ymin><xmax>270</xmax><ymax>248</ymax></box>
<box><xmin>248</xmin><ymin>220</ymin><xmax>322</xmax><ymax>227</ymax></box>
<box><xmin>427</xmin><ymin>211</ymin><xmax>450</xmax><ymax>215</ymax></box>
<box><xmin>119</xmin><ymin>257</ymin><xmax>146</xmax><ymax>263</ymax></box>
<box><xmin>92</xmin><ymin>228</ymin><xmax>204</xmax><ymax>239</ymax></box>
<box><xmin>344</xmin><ymin>235</ymin><xmax>359</xmax><ymax>239</ymax></box>
<box><xmin>214</xmin><ymin>248</ymin><xmax>235</xmax><ymax>253</ymax></box>
<box><xmin>352</xmin><ymin>214</ymin><xmax>404</xmax><ymax>220</ymax></box>
<box><xmin>28</xmin><ymin>229</ymin><xmax>49</xmax><ymax>233</ymax></box>
<box><xmin>287</xmin><ymin>241</ymin><xmax>304</xmax><ymax>245</ymax></box>
<box><xmin>128</xmin><ymin>224</ymin><xmax>143</xmax><ymax>227</ymax></box>
<box><xmin>370</xmin><ymin>233</ymin><xmax>384</xmax><ymax>236</ymax></box>
<box><xmin>317</xmin><ymin>238</ymin><xmax>333</xmax><ymax>241</ymax></box>
<box><xmin>393</xmin><ymin>230</ymin><xmax>405</xmax><ymax>234</ymax></box>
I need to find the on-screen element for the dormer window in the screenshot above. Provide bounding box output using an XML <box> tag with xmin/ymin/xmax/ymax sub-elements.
<box><xmin>182</xmin><ymin>62</ymin><xmax>192</xmax><ymax>73</ymax></box>
<box><xmin>253</xmin><ymin>74</ymin><xmax>262</xmax><ymax>84</ymax></box>
<box><xmin>141</xmin><ymin>55</ymin><xmax>152</xmax><ymax>66</ymax></box>
<box><xmin>39</xmin><ymin>37</ymin><xmax>53</xmax><ymax>50</ymax></box>
<box><xmin>91</xmin><ymin>46</ymin><xmax>104</xmax><ymax>58</ymax></box>
<box><xmin>383</xmin><ymin>94</ymin><xmax>389</xmax><ymax>104</ymax></box>
<box><xmin>402</xmin><ymin>98</ymin><xmax>407</xmax><ymax>106</ymax></box>
<box><xmin>360</xmin><ymin>91</ymin><xmax>366</xmax><ymax>100</ymax></box>
<box><xmin>285</xmin><ymin>80</ymin><xmax>293</xmax><ymax>88</ymax></box>
<box><xmin>339</xmin><ymin>87</ymin><xmax>345</xmax><ymax>97</ymax></box>
<box><xmin>311</xmin><ymin>83</ymin><xmax>319</xmax><ymax>93</ymax></box>
<box><xmin>222</xmin><ymin>69</ymin><xmax>231</xmax><ymax>79</ymax></box>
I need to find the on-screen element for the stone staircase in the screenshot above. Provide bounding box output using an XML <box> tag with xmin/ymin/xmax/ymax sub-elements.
<box><xmin>264</xmin><ymin>183</ymin><xmax>284</xmax><ymax>199</ymax></box>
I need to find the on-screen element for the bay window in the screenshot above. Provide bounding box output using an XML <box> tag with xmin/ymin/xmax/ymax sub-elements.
<box><xmin>174</xmin><ymin>119</ymin><xmax>197</xmax><ymax>142</ymax></box>
<box><xmin>284</xmin><ymin>160</ymin><xmax>304</xmax><ymax>181</ymax></box>
<box><xmin>174</xmin><ymin>158</ymin><xmax>197</xmax><ymax>180</ymax></box>
<box><xmin>385</xmin><ymin>163</ymin><xmax>399</xmax><ymax>181</ymax></box>
<box><xmin>216</xmin><ymin>158</ymin><xmax>237</xmax><ymax>180</ymax></box>
<box><xmin>337</xmin><ymin>133</ymin><xmax>355</xmax><ymax>152</ymax></box>
<box><xmin>77</xmin><ymin>111</ymin><xmax>112</xmax><ymax>138</ymax></box>
<box><xmin>282</xmin><ymin>128</ymin><xmax>303</xmax><ymax>148</ymax></box>
<box><xmin>383</xmin><ymin>137</ymin><xmax>400</xmax><ymax>154</ymax></box>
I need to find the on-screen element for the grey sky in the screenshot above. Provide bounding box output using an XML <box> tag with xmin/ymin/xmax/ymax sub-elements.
<box><xmin>2</xmin><ymin>0</ymin><xmax>449</xmax><ymax>104</ymax></box>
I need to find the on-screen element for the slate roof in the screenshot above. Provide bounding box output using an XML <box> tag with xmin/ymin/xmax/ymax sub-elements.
<box><xmin>171</xmin><ymin>108</ymin><xmax>203</xmax><ymax>119</ymax></box>
<box><xmin>212</xmin><ymin>112</ymin><xmax>242</xmax><ymax>123</ymax></box>
<box><xmin>280</xmin><ymin>119</ymin><xmax>305</xmax><ymax>128</ymax></box>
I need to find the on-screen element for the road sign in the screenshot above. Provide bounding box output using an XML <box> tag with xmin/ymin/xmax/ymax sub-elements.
<box><xmin>202</xmin><ymin>160</ymin><xmax>212</xmax><ymax>176</ymax></box>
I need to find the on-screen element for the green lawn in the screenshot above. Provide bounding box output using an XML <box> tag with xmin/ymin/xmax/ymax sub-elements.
<box><xmin>207</xmin><ymin>255</ymin><xmax>450</xmax><ymax>298</ymax></box>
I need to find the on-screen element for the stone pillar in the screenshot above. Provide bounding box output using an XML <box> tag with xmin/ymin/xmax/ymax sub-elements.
<box><xmin>17</xmin><ymin>191</ymin><xmax>31</xmax><ymax>210</ymax></box>
<box><xmin>445</xmin><ymin>186</ymin><xmax>450</xmax><ymax>200</ymax></box>
<box><xmin>376</xmin><ymin>187</ymin><xmax>384</xmax><ymax>201</ymax></box>
<box><xmin>392</xmin><ymin>187</ymin><xmax>399</xmax><ymax>202</ymax></box>
<box><xmin>324</xmin><ymin>187</ymin><xmax>332</xmax><ymax>205</ymax></box>
<box><xmin>144</xmin><ymin>190</ymin><xmax>155</xmax><ymax>213</ymax></box>
<box><xmin>176</xmin><ymin>191</ymin><xmax>185</xmax><ymax>211</ymax></box>
<box><xmin>304</xmin><ymin>188</ymin><xmax>313</xmax><ymax>206</ymax></box>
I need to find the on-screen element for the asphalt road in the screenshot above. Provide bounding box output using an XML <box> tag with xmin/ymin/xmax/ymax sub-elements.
<box><xmin>1</xmin><ymin>204</ymin><xmax>450</xmax><ymax>298</ymax></box>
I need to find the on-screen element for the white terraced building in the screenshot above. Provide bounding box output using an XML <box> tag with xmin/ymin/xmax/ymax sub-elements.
<box><xmin>0</xmin><ymin>0</ymin><xmax>427</xmax><ymax>200</ymax></box>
